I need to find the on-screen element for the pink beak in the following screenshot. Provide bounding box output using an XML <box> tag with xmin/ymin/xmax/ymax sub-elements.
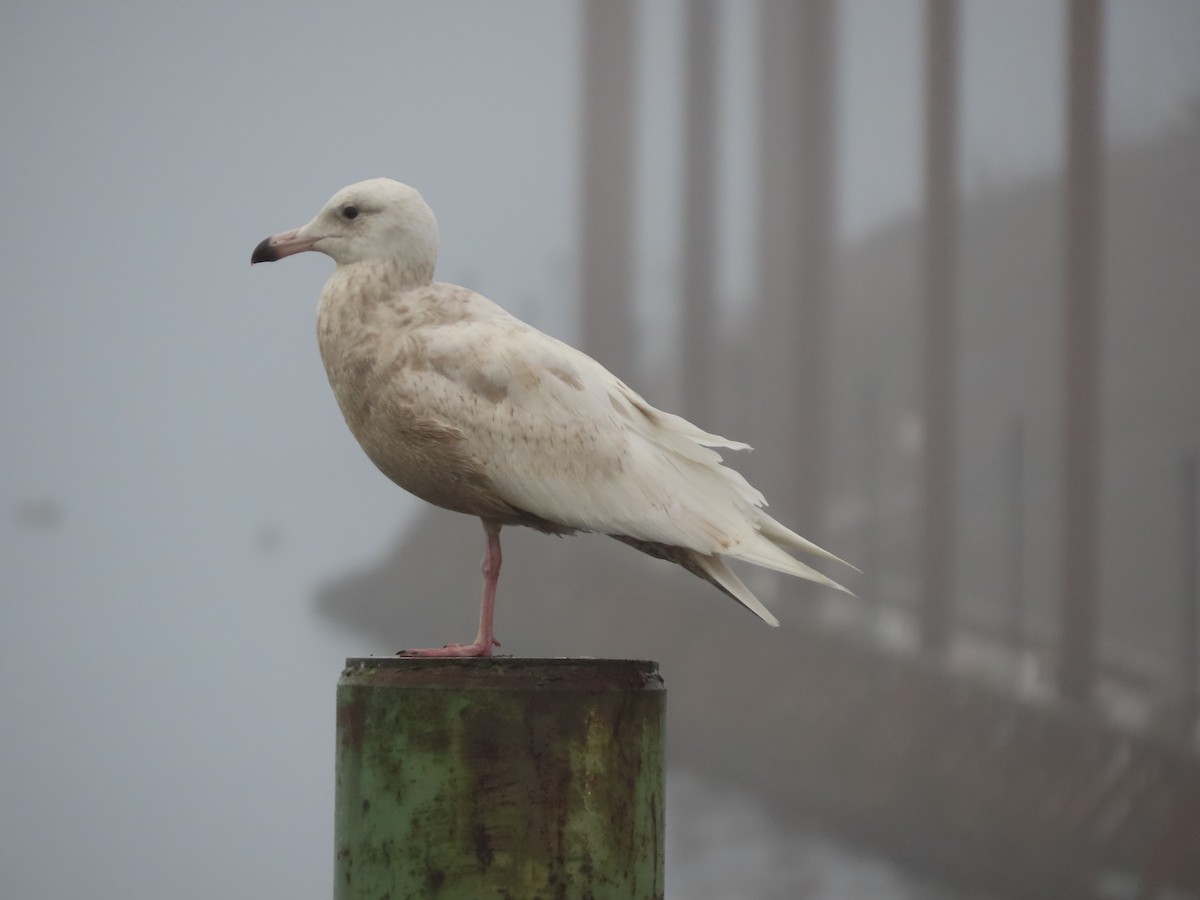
<box><xmin>251</xmin><ymin>227</ymin><xmax>320</xmax><ymax>264</ymax></box>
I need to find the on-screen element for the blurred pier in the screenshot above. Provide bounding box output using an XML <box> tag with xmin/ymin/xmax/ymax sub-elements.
<box><xmin>738</xmin><ymin>622</ymin><xmax>1200</xmax><ymax>899</ymax></box>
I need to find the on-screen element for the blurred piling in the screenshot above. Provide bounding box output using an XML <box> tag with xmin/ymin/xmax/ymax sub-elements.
<box><xmin>1181</xmin><ymin>453</ymin><xmax>1199</xmax><ymax>746</ymax></box>
<box><xmin>334</xmin><ymin>658</ymin><xmax>665</xmax><ymax>900</ymax></box>
<box><xmin>919</xmin><ymin>0</ymin><xmax>960</xmax><ymax>661</ymax></box>
<box><xmin>1059</xmin><ymin>0</ymin><xmax>1105</xmax><ymax>706</ymax></box>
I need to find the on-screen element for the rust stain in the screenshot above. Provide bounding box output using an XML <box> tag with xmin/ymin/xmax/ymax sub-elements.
<box><xmin>336</xmin><ymin>696</ymin><xmax>367</xmax><ymax>751</ymax></box>
<box><xmin>471</xmin><ymin>821</ymin><xmax>494</xmax><ymax>867</ymax></box>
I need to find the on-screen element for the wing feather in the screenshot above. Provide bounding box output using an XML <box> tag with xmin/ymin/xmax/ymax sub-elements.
<box><xmin>417</xmin><ymin>316</ymin><xmax>763</xmax><ymax>552</ymax></box>
<box><xmin>394</xmin><ymin>298</ymin><xmax>853</xmax><ymax>612</ymax></box>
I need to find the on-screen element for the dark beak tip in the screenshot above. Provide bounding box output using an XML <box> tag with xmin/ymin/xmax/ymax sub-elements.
<box><xmin>250</xmin><ymin>236</ymin><xmax>278</xmax><ymax>265</ymax></box>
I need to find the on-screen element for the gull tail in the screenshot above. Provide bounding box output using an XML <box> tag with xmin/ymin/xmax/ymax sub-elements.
<box><xmin>694</xmin><ymin>519</ymin><xmax>857</xmax><ymax>625</ymax></box>
<box><xmin>695</xmin><ymin>555</ymin><xmax>780</xmax><ymax>627</ymax></box>
<box><xmin>610</xmin><ymin>514</ymin><xmax>857</xmax><ymax>628</ymax></box>
<box><xmin>756</xmin><ymin>513</ymin><xmax>862</xmax><ymax>573</ymax></box>
<box><xmin>725</xmin><ymin>533</ymin><xmax>855</xmax><ymax>598</ymax></box>
<box><xmin>695</xmin><ymin>536</ymin><xmax>855</xmax><ymax>628</ymax></box>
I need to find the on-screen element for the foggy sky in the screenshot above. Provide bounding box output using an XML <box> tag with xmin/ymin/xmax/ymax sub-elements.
<box><xmin>2</xmin><ymin>2</ymin><xmax>1198</xmax><ymax>898</ymax></box>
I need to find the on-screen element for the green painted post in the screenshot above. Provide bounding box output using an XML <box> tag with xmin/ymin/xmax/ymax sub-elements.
<box><xmin>334</xmin><ymin>658</ymin><xmax>665</xmax><ymax>900</ymax></box>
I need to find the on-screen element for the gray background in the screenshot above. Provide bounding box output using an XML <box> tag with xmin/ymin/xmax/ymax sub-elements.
<box><xmin>3</xmin><ymin>2</ymin><xmax>1198</xmax><ymax>898</ymax></box>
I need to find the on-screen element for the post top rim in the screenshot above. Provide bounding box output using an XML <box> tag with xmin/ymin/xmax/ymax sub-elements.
<box><xmin>339</xmin><ymin>657</ymin><xmax>664</xmax><ymax>690</ymax></box>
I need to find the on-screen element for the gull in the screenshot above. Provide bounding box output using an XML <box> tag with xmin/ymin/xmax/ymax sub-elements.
<box><xmin>252</xmin><ymin>179</ymin><xmax>853</xmax><ymax>656</ymax></box>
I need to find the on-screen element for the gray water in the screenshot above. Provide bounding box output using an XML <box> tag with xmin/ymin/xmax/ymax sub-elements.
<box><xmin>667</xmin><ymin>769</ymin><xmax>996</xmax><ymax>900</ymax></box>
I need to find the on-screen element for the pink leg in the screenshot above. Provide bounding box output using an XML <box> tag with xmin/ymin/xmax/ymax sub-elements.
<box><xmin>398</xmin><ymin>520</ymin><xmax>503</xmax><ymax>658</ymax></box>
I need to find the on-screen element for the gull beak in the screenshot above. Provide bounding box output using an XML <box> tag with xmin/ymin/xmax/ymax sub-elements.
<box><xmin>251</xmin><ymin>227</ymin><xmax>320</xmax><ymax>264</ymax></box>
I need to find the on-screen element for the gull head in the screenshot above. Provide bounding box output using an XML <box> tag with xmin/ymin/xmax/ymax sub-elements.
<box><xmin>251</xmin><ymin>178</ymin><xmax>438</xmax><ymax>280</ymax></box>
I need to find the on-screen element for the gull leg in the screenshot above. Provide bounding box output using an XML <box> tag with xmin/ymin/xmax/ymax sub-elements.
<box><xmin>398</xmin><ymin>520</ymin><xmax>503</xmax><ymax>658</ymax></box>
<box><xmin>473</xmin><ymin>520</ymin><xmax>503</xmax><ymax>650</ymax></box>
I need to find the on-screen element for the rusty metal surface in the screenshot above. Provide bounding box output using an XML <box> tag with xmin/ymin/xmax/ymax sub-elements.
<box><xmin>335</xmin><ymin>658</ymin><xmax>665</xmax><ymax>900</ymax></box>
<box><xmin>339</xmin><ymin>656</ymin><xmax>663</xmax><ymax>693</ymax></box>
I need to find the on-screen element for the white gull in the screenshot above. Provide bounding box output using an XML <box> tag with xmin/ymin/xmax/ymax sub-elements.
<box><xmin>252</xmin><ymin>178</ymin><xmax>853</xmax><ymax>656</ymax></box>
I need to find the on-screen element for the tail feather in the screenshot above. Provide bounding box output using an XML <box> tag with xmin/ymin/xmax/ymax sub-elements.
<box><xmin>695</xmin><ymin>555</ymin><xmax>780</xmax><ymax>627</ymax></box>
<box><xmin>728</xmin><ymin>533</ymin><xmax>855</xmax><ymax>597</ymax></box>
<box><xmin>613</xmin><ymin>524</ymin><xmax>855</xmax><ymax>628</ymax></box>
<box><xmin>757</xmin><ymin>513</ymin><xmax>862</xmax><ymax>573</ymax></box>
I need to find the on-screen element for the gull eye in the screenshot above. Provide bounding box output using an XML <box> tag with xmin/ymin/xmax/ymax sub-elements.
<box><xmin>342</xmin><ymin>205</ymin><xmax>360</xmax><ymax>220</ymax></box>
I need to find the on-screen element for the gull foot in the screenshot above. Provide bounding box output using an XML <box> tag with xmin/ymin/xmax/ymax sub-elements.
<box><xmin>397</xmin><ymin>639</ymin><xmax>500</xmax><ymax>658</ymax></box>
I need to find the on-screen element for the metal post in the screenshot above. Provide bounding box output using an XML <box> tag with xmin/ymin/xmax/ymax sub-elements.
<box><xmin>334</xmin><ymin>658</ymin><xmax>666</xmax><ymax>900</ymax></box>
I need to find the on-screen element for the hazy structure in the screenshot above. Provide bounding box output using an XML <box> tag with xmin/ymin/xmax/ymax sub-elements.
<box><xmin>754</xmin><ymin>0</ymin><xmax>836</xmax><ymax>537</ymax></box>
<box><xmin>919</xmin><ymin>0</ymin><xmax>960</xmax><ymax>660</ymax></box>
<box><xmin>680</xmin><ymin>0</ymin><xmax>719</xmax><ymax>424</ymax></box>
<box><xmin>1183</xmin><ymin>456</ymin><xmax>1199</xmax><ymax>739</ymax></box>
<box><xmin>1059</xmin><ymin>0</ymin><xmax>1105</xmax><ymax>706</ymax></box>
<box><xmin>580</xmin><ymin>0</ymin><xmax>637</xmax><ymax>381</ymax></box>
